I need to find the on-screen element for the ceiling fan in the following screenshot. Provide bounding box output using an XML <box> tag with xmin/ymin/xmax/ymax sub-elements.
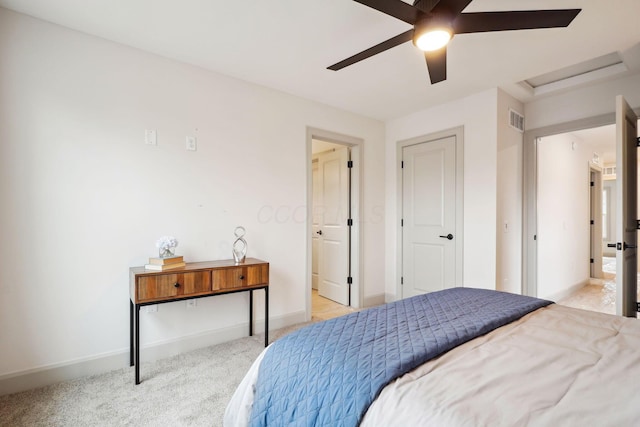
<box><xmin>328</xmin><ymin>0</ymin><xmax>581</xmax><ymax>84</ymax></box>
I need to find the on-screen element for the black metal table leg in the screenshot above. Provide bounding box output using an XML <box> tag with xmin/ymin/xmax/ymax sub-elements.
<box><xmin>264</xmin><ymin>286</ymin><xmax>269</xmax><ymax>347</ymax></box>
<box><xmin>129</xmin><ymin>300</ymin><xmax>134</xmax><ymax>367</ymax></box>
<box><xmin>135</xmin><ymin>304</ymin><xmax>140</xmax><ymax>385</ymax></box>
<box><xmin>249</xmin><ymin>290</ymin><xmax>254</xmax><ymax>336</ymax></box>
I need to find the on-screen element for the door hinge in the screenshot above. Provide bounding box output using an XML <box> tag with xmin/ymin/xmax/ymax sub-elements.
<box><xmin>636</xmin><ymin>137</ymin><xmax>640</xmax><ymax>147</ymax></box>
<box><xmin>636</xmin><ymin>219</ymin><xmax>640</xmax><ymax>230</ymax></box>
<box><xmin>401</xmin><ymin>161</ymin><xmax>404</xmax><ymax>168</ymax></box>
<box><xmin>590</xmin><ymin>220</ymin><xmax>594</xmax><ymax>225</ymax></box>
<box><xmin>637</xmin><ymin>302</ymin><xmax>640</xmax><ymax>312</ymax></box>
<box><xmin>347</xmin><ymin>218</ymin><xmax>353</xmax><ymax>226</ymax></box>
<box><xmin>347</xmin><ymin>160</ymin><xmax>353</xmax><ymax>168</ymax></box>
<box><xmin>534</xmin><ymin>234</ymin><xmax>537</xmax><ymax>241</ymax></box>
<box><xmin>590</xmin><ymin>181</ymin><xmax>594</xmax><ymax>187</ymax></box>
<box><xmin>590</xmin><ymin>258</ymin><xmax>594</xmax><ymax>264</ymax></box>
<box><xmin>401</xmin><ymin>277</ymin><xmax>404</xmax><ymax>285</ymax></box>
<box><xmin>347</xmin><ymin>276</ymin><xmax>353</xmax><ymax>284</ymax></box>
<box><xmin>401</xmin><ymin>219</ymin><xmax>404</xmax><ymax>227</ymax></box>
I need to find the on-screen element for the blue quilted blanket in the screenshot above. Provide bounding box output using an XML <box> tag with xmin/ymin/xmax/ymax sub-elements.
<box><xmin>249</xmin><ymin>288</ymin><xmax>552</xmax><ymax>426</ymax></box>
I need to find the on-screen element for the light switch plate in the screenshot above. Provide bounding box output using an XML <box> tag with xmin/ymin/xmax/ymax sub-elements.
<box><xmin>145</xmin><ymin>129</ymin><xmax>157</xmax><ymax>145</ymax></box>
<box><xmin>186</xmin><ymin>136</ymin><xmax>197</xmax><ymax>151</ymax></box>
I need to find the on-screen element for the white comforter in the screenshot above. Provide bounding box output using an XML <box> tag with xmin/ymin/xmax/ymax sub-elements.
<box><xmin>226</xmin><ymin>304</ymin><xmax>640</xmax><ymax>426</ymax></box>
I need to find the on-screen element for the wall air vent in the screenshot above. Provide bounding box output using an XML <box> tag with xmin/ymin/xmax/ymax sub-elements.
<box><xmin>508</xmin><ymin>108</ymin><xmax>525</xmax><ymax>133</ymax></box>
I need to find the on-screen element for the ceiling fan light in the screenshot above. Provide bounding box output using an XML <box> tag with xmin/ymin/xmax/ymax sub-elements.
<box><xmin>414</xmin><ymin>29</ymin><xmax>452</xmax><ymax>52</ymax></box>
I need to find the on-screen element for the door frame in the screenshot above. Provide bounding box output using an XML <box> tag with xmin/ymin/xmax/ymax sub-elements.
<box><xmin>306</xmin><ymin>127</ymin><xmax>363</xmax><ymax>321</ymax></box>
<box><xmin>589</xmin><ymin>164</ymin><xmax>603</xmax><ymax>279</ymax></box>
<box><xmin>523</xmin><ymin>110</ymin><xmax>640</xmax><ymax>297</ymax></box>
<box><xmin>396</xmin><ymin>126</ymin><xmax>464</xmax><ymax>300</ymax></box>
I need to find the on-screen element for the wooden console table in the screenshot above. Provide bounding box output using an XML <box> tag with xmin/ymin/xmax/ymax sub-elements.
<box><xmin>129</xmin><ymin>258</ymin><xmax>269</xmax><ymax>384</ymax></box>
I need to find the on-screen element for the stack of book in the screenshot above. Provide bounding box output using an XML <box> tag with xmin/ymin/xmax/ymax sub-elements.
<box><xmin>144</xmin><ymin>255</ymin><xmax>186</xmax><ymax>271</ymax></box>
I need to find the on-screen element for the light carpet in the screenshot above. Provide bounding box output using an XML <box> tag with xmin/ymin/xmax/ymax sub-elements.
<box><xmin>0</xmin><ymin>323</ymin><xmax>309</xmax><ymax>427</ymax></box>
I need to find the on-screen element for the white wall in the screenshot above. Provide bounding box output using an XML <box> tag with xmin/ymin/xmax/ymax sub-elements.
<box><xmin>385</xmin><ymin>89</ymin><xmax>499</xmax><ymax>299</ymax></box>
<box><xmin>0</xmin><ymin>8</ymin><xmax>386</xmax><ymax>386</ymax></box>
<box><xmin>496</xmin><ymin>90</ymin><xmax>524</xmax><ymax>294</ymax></box>
<box><xmin>537</xmin><ymin>134</ymin><xmax>592</xmax><ymax>300</ymax></box>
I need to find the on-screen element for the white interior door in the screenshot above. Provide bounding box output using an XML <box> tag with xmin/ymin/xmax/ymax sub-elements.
<box><xmin>402</xmin><ymin>136</ymin><xmax>457</xmax><ymax>298</ymax></box>
<box><xmin>315</xmin><ymin>148</ymin><xmax>350</xmax><ymax>305</ymax></box>
<box><xmin>615</xmin><ymin>95</ymin><xmax>638</xmax><ymax>317</ymax></box>
<box><xmin>311</xmin><ymin>160</ymin><xmax>320</xmax><ymax>290</ymax></box>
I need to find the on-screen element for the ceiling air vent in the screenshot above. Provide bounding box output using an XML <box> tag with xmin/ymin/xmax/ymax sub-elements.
<box><xmin>508</xmin><ymin>109</ymin><xmax>525</xmax><ymax>133</ymax></box>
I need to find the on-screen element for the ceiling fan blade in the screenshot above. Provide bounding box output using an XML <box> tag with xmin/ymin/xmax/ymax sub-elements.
<box><xmin>412</xmin><ymin>0</ymin><xmax>441</xmax><ymax>14</ymax></box>
<box><xmin>431</xmin><ymin>0</ymin><xmax>473</xmax><ymax>16</ymax></box>
<box><xmin>354</xmin><ymin>0</ymin><xmax>422</xmax><ymax>25</ymax></box>
<box><xmin>454</xmin><ymin>10</ymin><xmax>581</xmax><ymax>34</ymax></box>
<box><xmin>328</xmin><ymin>29</ymin><xmax>414</xmax><ymax>71</ymax></box>
<box><xmin>425</xmin><ymin>46</ymin><xmax>447</xmax><ymax>84</ymax></box>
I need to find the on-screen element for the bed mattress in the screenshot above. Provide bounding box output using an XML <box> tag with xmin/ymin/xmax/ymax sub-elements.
<box><xmin>225</xmin><ymin>296</ymin><xmax>640</xmax><ymax>426</ymax></box>
<box><xmin>362</xmin><ymin>303</ymin><xmax>640</xmax><ymax>426</ymax></box>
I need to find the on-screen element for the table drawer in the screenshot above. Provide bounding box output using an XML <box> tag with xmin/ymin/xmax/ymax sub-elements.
<box><xmin>212</xmin><ymin>264</ymin><xmax>269</xmax><ymax>290</ymax></box>
<box><xmin>136</xmin><ymin>271</ymin><xmax>211</xmax><ymax>302</ymax></box>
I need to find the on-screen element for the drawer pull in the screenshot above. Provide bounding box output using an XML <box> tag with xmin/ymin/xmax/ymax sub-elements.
<box><xmin>239</xmin><ymin>275</ymin><xmax>245</xmax><ymax>280</ymax></box>
<box><xmin>174</xmin><ymin>282</ymin><xmax>180</xmax><ymax>288</ymax></box>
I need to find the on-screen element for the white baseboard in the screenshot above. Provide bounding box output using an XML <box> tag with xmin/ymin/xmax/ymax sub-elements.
<box><xmin>384</xmin><ymin>293</ymin><xmax>397</xmax><ymax>304</ymax></box>
<box><xmin>0</xmin><ymin>310</ymin><xmax>305</xmax><ymax>397</ymax></box>
<box><xmin>541</xmin><ymin>279</ymin><xmax>589</xmax><ymax>302</ymax></box>
<box><xmin>363</xmin><ymin>293</ymin><xmax>386</xmax><ymax>307</ymax></box>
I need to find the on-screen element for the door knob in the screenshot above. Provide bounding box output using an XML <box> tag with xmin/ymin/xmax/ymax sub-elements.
<box><xmin>624</xmin><ymin>242</ymin><xmax>637</xmax><ymax>250</ymax></box>
<box><xmin>316</xmin><ymin>230</ymin><xmax>323</xmax><ymax>235</ymax></box>
<box><xmin>607</xmin><ymin>243</ymin><xmax>617</xmax><ymax>248</ymax></box>
<box><xmin>439</xmin><ymin>234</ymin><xmax>454</xmax><ymax>240</ymax></box>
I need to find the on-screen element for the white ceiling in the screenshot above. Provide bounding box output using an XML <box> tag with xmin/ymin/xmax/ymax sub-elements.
<box><xmin>2</xmin><ymin>0</ymin><xmax>640</xmax><ymax>120</ymax></box>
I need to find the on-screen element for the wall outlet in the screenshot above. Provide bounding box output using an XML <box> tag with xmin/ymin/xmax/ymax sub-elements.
<box><xmin>145</xmin><ymin>129</ymin><xmax>157</xmax><ymax>145</ymax></box>
<box><xmin>144</xmin><ymin>304</ymin><xmax>158</xmax><ymax>313</ymax></box>
<box><xmin>186</xmin><ymin>136</ymin><xmax>197</xmax><ymax>151</ymax></box>
<box><xmin>186</xmin><ymin>300</ymin><xmax>197</xmax><ymax>308</ymax></box>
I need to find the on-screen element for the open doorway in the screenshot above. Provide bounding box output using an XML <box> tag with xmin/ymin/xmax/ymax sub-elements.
<box><xmin>311</xmin><ymin>140</ymin><xmax>354</xmax><ymax>320</ymax></box>
<box><xmin>306</xmin><ymin>128</ymin><xmax>363</xmax><ymax>322</ymax></box>
<box><xmin>535</xmin><ymin>123</ymin><xmax>634</xmax><ymax>315</ymax></box>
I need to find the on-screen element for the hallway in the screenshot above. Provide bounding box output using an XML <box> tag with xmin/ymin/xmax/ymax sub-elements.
<box><xmin>557</xmin><ymin>257</ymin><xmax>639</xmax><ymax>316</ymax></box>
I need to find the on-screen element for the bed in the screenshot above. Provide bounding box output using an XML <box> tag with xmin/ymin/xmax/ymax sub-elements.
<box><xmin>224</xmin><ymin>288</ymin><xmax>640</xmax><ymax>426</ymax></box>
